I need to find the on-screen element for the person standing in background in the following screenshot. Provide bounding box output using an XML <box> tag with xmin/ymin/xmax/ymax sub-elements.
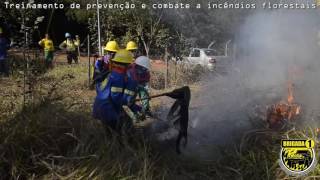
<box><xmin>38</xmin><ymin>33</ymin><xmax>54</xmax><ymax>69</ymax></box>
<box><xmin>59</xmin><ymin>33</ymin><xmax>80</xmax><ymax>64</ymax></box>
<box><xmin>75</xmin><ymin>35</ymin><xmax>80</xmax><ymax>62</ymax></box>
<box><xmin>0</xmin><ymin>27</ymin><xmax>11</xmax><ymax>77</ymax></box>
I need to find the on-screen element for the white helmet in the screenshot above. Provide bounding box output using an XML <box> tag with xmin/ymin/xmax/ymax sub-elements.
<box><xmin>135</xmin><ymin>56</ymin><xmax>150</xmax><ymax>70</ymax></box>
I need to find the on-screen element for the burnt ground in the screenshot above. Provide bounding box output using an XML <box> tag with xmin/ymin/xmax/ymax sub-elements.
<box><xmin>157</xmin><ymin>64</ymin><xmax>311</xmax><ymax>160</ymax></box>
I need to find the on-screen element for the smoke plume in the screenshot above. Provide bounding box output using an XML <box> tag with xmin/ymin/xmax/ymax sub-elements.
<box><xmin>185</xmin><ymin>9</ymin><xmax>320</xmax><ymax>158</ymax></box>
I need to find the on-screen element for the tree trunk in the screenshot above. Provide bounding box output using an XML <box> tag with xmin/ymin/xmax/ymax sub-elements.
<box><xmin>141</xmin><ymin>38</ymin><xmax>149</xmax><ymax>57</ymax></box>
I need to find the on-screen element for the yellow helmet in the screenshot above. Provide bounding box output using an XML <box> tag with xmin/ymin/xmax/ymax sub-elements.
<box><xmin>126</xmin><ymin>41</ymin><xmax>138</xmax><ymax>50</ymax></box>
<box><xmin>104</xmin><ymin>41</ymin><xmax>119</xmax><ymax>52</ymax></box>
<box><xmin>112</xmin><ymin>49</ymin><xmax>133</xmax><ymax>64</ymax></box>
<box><xmin>0</xmin><ymin>27</ymin><xmax>3</xmax><ymax>34</ymax></box>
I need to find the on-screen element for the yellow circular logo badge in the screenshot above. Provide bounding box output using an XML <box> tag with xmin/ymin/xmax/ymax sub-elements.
<box><xmin>279</xmin><ymin>139</ymin><xmax>317</xmax><ymax>176</ymax></box>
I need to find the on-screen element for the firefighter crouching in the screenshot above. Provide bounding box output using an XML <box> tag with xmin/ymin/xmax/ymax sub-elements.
<box><xmin>126</xmin><ymin>41</ymin><xmax>152</xmax><ymax>116</ymax></box>
<box><xmin>124</xmin><ymin>56</ymin><xmax>152</xmax><ymax>120</ymax></box>
<box><xmin>92</xmin><ymin>49</ymin><xmax>133</xmax><ymax>130</ymax></box>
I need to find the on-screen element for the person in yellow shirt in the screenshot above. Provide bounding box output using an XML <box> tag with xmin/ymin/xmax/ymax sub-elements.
<box><xmin>59</xmin><ymin>33</ymin><xmax>80</xmax><ymax>64</ymax></box>
<box><xmin>38</xmin><ymin>33</ymin><xmax>54</xmax><ymax>68</ymax></box>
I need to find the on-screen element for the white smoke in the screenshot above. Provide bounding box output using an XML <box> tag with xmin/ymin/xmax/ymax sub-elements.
<box><xmin>185</xmin><ymin>9</ymin><xmax>320</xmax><ymax>158</ymax></box>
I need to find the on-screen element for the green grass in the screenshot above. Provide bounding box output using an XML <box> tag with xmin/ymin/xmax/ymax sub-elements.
<box><xmin>1</xmin><ymin>64</ymin><xmax>320</xmax><ymax>179</ymax></box>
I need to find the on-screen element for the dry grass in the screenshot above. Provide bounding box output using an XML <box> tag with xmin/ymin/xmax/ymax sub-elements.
<box><xmin>1</xmin><ymin>62</ymin><xmax>320</xmax><ymax>179</ymax></box>
<box><xmin>0</xmin><ymin>64</ymin><xmax>165</xmax><ymax>179</ymax></box>
<box><xmin>150</xmin><ymin>61</ymin><xmax>206</xmax><ymax>90</ymax></box>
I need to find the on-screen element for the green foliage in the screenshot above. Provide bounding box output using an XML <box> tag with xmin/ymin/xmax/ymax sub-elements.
<box><xmin>120</xmin><ymin>30</ymin><xmax>139</xmax><ymax>48</ymax></box>
<box><xmin>1</xmin><ymin>0</ymin><xmax>44</xmax><ymax>46</ymax></box>
<box><xmin>1</xmin><ymin>0</ymin><xmax>250</xmax><ymax>56</ymax></box>
<box><xmin>66</xmin><ymin>9</ymin><xmax>93</xmax><ymax>23</ymax></box>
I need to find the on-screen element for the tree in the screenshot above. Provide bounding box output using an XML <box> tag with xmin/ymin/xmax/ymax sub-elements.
<box><xmin>130</xmin><ymin>7</ymin><xmax>166</xmax><ymax>57</ymax></box>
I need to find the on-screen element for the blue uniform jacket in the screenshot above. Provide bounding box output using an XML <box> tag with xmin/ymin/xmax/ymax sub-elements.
<box><xmin>0</xmin><ymin>37</ymin><xmax>10</xmax><ymax>60</ymax></box>
<box><xmin>95</xmin><ymin>55</ymin><xmax>111</xmax><ymax>71</ymax></box>
<box><xmin>92</xmin><ymin>67</ymin><xmax>127</xmax><ymax>128</ymax></box>
<box><xmin>123</xmin><ymin>65</ymin><xmax>144</xmax><ymax>113</ymax></box>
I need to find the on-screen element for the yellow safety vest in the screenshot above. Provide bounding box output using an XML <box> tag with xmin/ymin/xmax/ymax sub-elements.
<box><xmin>63</xmin><ymin>39</ymin><xmax>79</xmax><ymax>52</ymax></box>
<box><xmin>39</xmin><ymin>38</ymin><xmax>54</xmax><ymax>51</ymax></box>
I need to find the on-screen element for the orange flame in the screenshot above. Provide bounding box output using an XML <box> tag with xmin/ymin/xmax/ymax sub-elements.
<box><xmin>287</xmin><ymin>81</ymin><xmax>294</xmax><ymax>104</ymax></box>
<box><xmin>267</xmin><ymin>80</ymin><xmax>301</xmax><ymax>129</ymax></box>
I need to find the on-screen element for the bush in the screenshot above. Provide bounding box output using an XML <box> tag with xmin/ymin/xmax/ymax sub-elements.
<box><xmin>9</xmin><ymin>50</ymin><xmax>47</xmax><ymax>76</ymax></box>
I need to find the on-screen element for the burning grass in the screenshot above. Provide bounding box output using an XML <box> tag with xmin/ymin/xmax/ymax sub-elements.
<box><xmin>1</xmin><ymin>64</ymin><xmax>320</xmax><ymax>179</ymax></box>
<box><xmin>267</xmin><ymin>81</ymin><xmax>301</xmax><ymax>130</ymax></box>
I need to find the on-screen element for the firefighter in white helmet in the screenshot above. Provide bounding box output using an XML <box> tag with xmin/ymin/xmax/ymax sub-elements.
<box><xmin>123</xmin><ymin>56</ymin><xmax>152</xmax><ymax>118</ymax></box>
<box><xmin>59</xmin><ymin>32</ymin><xmax>80</xmax><ymax>64</ymax></box>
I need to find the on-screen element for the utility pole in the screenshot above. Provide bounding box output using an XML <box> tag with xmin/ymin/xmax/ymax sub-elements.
<box><xmin>87</xmin><ymin>34</ymin><xmax>91</xmax><ymax>87</ymax></box>
<box><xmin>22</xmin><ymin>15</ymin><xmax>26</xmax><ymax>108</ymax></box>
<box><xmin>96</xmin><ymin>0</ymin><xmax>102</xmax><ymax>56</ymax></box>
<box><xmin>22</xmin><ymin>14</ymin><xmax>32</xmax><ymax>108</ymax></box>
<box><xmin>165</xmin><ymin>47</ymin><xmax>169</xmax><ymax>89</ymax></box>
